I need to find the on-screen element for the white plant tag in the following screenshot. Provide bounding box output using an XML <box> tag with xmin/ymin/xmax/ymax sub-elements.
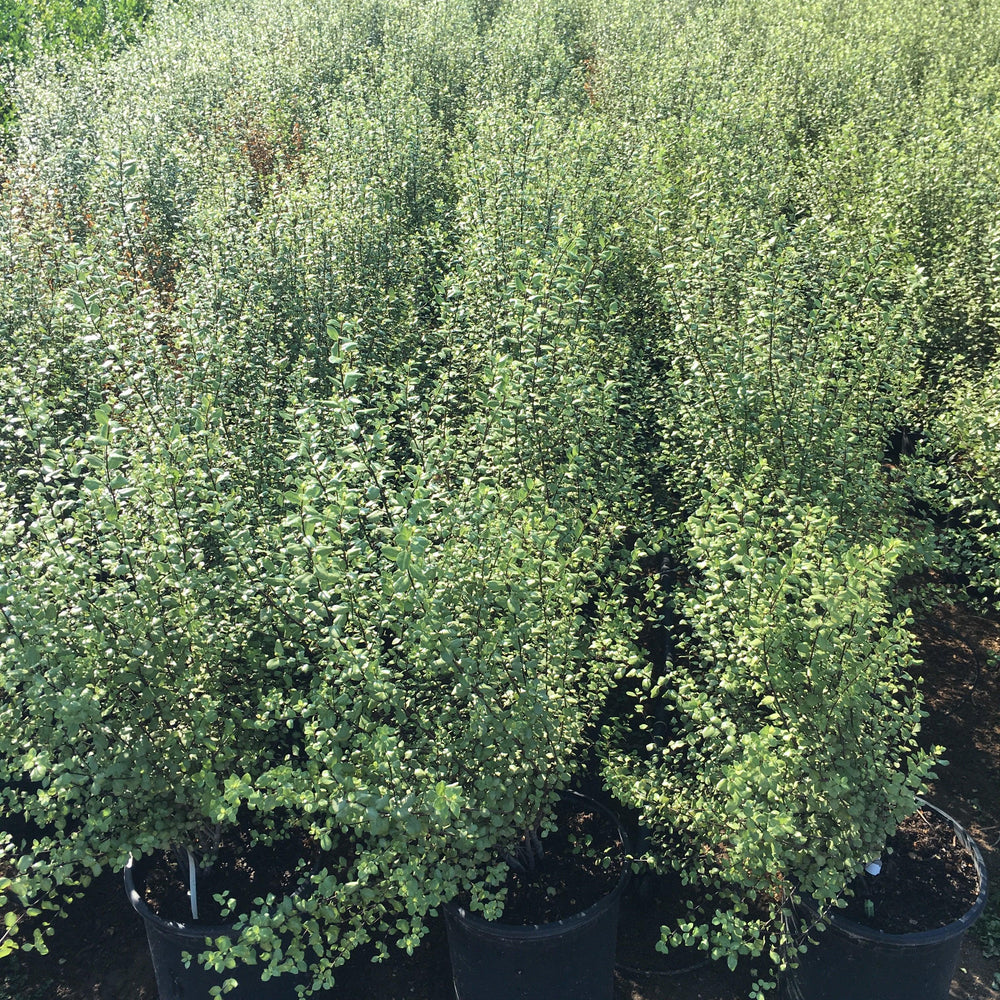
<box><xmin>864</xmin><ymin>859</ymin><xmax>882</xmax><ymax>876</ymax></box>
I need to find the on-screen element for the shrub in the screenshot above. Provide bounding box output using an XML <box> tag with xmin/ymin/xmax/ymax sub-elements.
<box><xmin>0</xmin><ymin>5</ymin><xmax>648</xmax><ymax>988</ymax></box>
<box><xmin>0</xmin><ymin>319</ymin><xmax>641</xmax><ymax>992</ymax></box>
<box><xmin>603</xmin><ymin>475</ymin><xmax>938</xmax><ymax>992</ymax></box>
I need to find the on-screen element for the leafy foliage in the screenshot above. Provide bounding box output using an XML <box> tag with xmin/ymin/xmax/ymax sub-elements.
<box><xmin>603</xmin><ymin>476</ymin><xmax>937</xmax><ymax>987</ymax></box>
<box><xmin>0</xmin><ymin>0</ymin><xmax>155</xmax><ymax>148</ymax></box>
<box><xmin>2</xmin><ymin>0</ymin><xmax>1000</xmax><ymax>993</ymax></box>
<box><xmin>977</xmin><ymin>892</ymin><xmax>1000</xmax><ymax>963</ymax></box>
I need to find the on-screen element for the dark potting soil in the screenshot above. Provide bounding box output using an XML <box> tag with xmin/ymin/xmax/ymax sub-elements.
<box><xmin>482</xmin><ymin>796</ymin><xmax>627</xmax><ymax>926</ymax></box>
<box><xmin>837</xmin><ymin>805</ymin><xmax>982</xmax><ymax>934</ymax></box>
<box><xmin>139</xmin><ymin>829</ymin><xmax>323</xmax><ymax>925</ymax></box>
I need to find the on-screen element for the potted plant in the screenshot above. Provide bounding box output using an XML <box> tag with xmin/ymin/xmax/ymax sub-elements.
<box><xmin>785</xmin><ymin>797</ymin><xmax>987</xmax><ymax>1000</ymax></box>
<box><xmin>421</xmin><ymin>101</ymin><xmax>669</xmax><ymax>994</ymax></box>
<box><xmin>386</xmin><ymin>320</ymin><xmax>646</xmax><ymax>1000</ymax></box>
<box><xmin>287</xmin><ymin>339</ymin><xmax>645</xmax><ymax>1000</ymax></box>
<box><xmin>600</xmin><ymin>472</ymin><xmax>982</xmax><ymax>996</ymax></box>
<box><xmin>0</xmin><ymin>357</ymin><xmax>454</xmax><ymax>995</ymax></box>
<box><xmin>0</xmin><ymin>258</ymin><xmax>651</xmax><ymax>994</ymax></box>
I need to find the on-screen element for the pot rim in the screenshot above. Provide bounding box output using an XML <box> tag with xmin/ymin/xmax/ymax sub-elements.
<box><xmin>796</xmin><ymin>797</ymin><xmax>989</xmax><ymax>946</ymax></box>
<box><xmin>124</xmin><ymin>852</ymin><xmax>235</xmax><ymax>939</ymax></box>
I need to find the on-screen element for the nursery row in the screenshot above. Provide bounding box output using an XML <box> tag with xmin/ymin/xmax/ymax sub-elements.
<box><xmin>1</xmin><ymin>0</ymin><xmax>999</xmax><ymax>997</ymax></box>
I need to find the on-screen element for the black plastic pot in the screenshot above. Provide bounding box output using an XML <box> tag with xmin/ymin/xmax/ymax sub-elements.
<box><xmin>786</xmin><ymin>800</ymin><xmax>988</xmax><ymax>1000</ymax></box>
<box><xmin>444</xmin><ymin>792</ymin><xmax>630</xmax><ymax>1000</ymax></box>
<box><xmin>124</xmin><ymin>854</ymin><xmax>320</xmax><ymax>1000</ymax></box>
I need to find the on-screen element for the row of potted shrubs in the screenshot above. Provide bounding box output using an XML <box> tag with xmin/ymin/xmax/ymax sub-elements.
<box><xmin>2</xmin><ymin>0</ymin><xmax>999</xmax><ymax>996</ymax></box>
<box><xmin>0</xmin><ymin>337</ymin><xmax>988</xmax><ymax>1000</ymax></box>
